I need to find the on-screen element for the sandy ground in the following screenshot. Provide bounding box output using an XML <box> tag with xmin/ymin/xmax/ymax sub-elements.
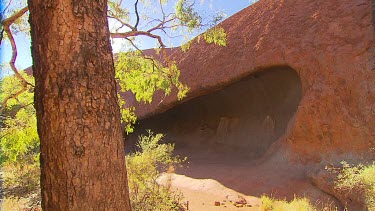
<box><xmin>159</xmin><ymin>174</ymin><xmax>262</xmax><ymax>211</ymax></box>
<box><xmin>157</xmin><ymin>147</ymin><xmax>342</xmax><ymax>211</ymax></box>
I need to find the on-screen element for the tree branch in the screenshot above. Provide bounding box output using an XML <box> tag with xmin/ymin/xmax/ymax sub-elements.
<box><xmin>111</xmin><ymin>31</ymin><xmax>163</xmax><ymax>45</ymax></box>
<box><xmin>0</xmin><ymin>28</ymin><xmax>4</xmax><ymax>45</ymax></box>
<box><xmin>108</xmin><ymin>15</ymin><xmax>135</xmax><ymax>31</ymax></box>
<box><xmin>134</xmin><ymin>0</ymin><xmax>140</xmax><ymax>30</ymax></box>
<box><xmin>147</xmin><ymin>17</ymin><xmax>177</xmax><ymax>33</ymax></box>
<box><xmin>2</xmin><ymin>6</ymin><xmax>28</xmax><ymax>27</ymax></box>
<box><xmin>1</xmin><ymin>0</ymin><xmax>14</xmax><ymax>16</ymax></box>
<box><xmin>124</xmin><ymin>37</ymin><xmax>171</xmax><ymax>77</ymax></box>
<box><xmin>159</xmin><ymin>0</ymin><xmax>166</xmax><ymax>22</ymax></box>
<box><xmin>1</xmin><ymin>6</ymin><xmax>31</xmax><ymax>113</ymax></box>
<box><xmin>0</xmin><ymin>85</ymin><xmax>28</xmax><ymax>112</ymax></box>
<box><xmin>111</xmin><ymin>30</ymin><xmax>173</xmax><ymax>76</ymax></box>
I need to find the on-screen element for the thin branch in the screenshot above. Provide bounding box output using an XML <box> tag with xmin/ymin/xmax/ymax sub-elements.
<box><xmin>112</xmin><ymin>30</ymin><xmax>173</xmax><ymax>77</ymax></box>
<box><xmin>0</xmin><ymin>28</ymin><xmax>4</xmax><ymax>45</ymax></box>
<box><xmin>143</xmin><ymin>17</ymin><xmax>163</xmax><ymax>26</ymax></box>
<box><xmin>111</xmin><ymin>31</ymin><xmax>169</xmax><ymax>65</ymax></box>
<box><xmin>111</xmin><ymin>30</ymin><xmax>162</xmax><ymax>42</ymax></box>
<box><xmin>2</xmin><ymin>6</ymin><xmax>28</xmax><ymax>27</ymax></box>
<box><xmin>134</xmin><ymin>0</ymin><xmax>140</xmax><ymax>30</ymax></box>
<box><xmin>1</xmin><ymin>6</ymin><xmax>31</xmax><ymax>113</ymax></box>
<box><xmin>147</xmin><ymin>17</ymin><xmax>177</xmax><ymax>33</ymax></box>
<box><xmin>124</xmin><ymin>37</ymin><xmax>148</xmax><ymax>58</ymax></box>
<box><xmin>124</xmin><ymin>37</ymin><xmax>168</xmax><ymax>75</ymax></box>
<box><xmin>112</xmin><ymin>25</ymin><xmax>177</xmax><ymax>87</ymax></box>
<box><xmin>108</xmin><ymin>15</ymin><xmax>135</xmax><ymax>31</ymax></box>
<box><xmin>157</xmin><ymin>27</ymin><xmax>184</xmax><ymax>39</ymax></box>
<box><xmin>159</xmin><ymin>0</ymin><xmax>166</xmax><ymax>22</ymax></box>
<box><xmin>2</xmin><ymin>0</ymin><xmax>14</xmax><ymax>15</ymax></box>
<box><xmin>0</xmin><ymin>85</ymin><xmax>28</xmax><ymax>112</ymax></box>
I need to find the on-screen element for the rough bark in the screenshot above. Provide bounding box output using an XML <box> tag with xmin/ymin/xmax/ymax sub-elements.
<box><xmin>28</xmin><ymin>0</ymin><xmax>131</xmax><ymax>210</ymax></box>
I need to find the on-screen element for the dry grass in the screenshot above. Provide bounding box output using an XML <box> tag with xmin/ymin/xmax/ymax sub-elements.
<box><xmin>261</xmin><ymin>195</ymin><xmax>339</xmax><ymax>211</ymax></box>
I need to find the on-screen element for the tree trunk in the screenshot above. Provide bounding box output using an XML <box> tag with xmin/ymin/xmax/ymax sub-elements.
<box><xmin>28</xmin><ymin>0</ymin><xmax>131</xmax><ymax>210</ymax></box>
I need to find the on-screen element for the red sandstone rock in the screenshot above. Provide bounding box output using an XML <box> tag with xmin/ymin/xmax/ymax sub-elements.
<box><xmin>122</xmin><ymin>0</ymin><xmax>374</xmax><ymax>209</ymax></box>
<box><xmin>126</xmin><ymin>0</ymin><xmax>374</xmax><ymax>161</ymax></box>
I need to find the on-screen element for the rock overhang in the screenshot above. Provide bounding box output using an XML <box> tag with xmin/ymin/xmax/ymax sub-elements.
<box><xmin>125</xmin><ymin>0</ymin><xmax>374</xmax><ymax>161</ymax></box>
<box><xmin>128</xmin><ymin>66</ymin><xmax>303</xmax><ymax>160</ymax></box>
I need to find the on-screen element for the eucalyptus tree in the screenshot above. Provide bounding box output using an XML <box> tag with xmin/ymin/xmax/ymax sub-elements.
<box><xmin>2</xmin><ymin>0</ymin><xmax>226</xmax><ymax>209</ymax></box>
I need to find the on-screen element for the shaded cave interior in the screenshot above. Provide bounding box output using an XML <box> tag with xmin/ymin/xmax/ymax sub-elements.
<box><xmin>127</xmin><ymin>66</ymin><xmax>302</xmax><ymax>161</ymax></box>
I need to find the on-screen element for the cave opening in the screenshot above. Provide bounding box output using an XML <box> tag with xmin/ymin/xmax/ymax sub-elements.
<box><xmin>128</xmin><ymin>66</ymin><xmax>302</xmax><ymax>161</ymax></box>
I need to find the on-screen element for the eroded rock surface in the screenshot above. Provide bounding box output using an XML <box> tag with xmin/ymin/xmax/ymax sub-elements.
<box><xmin>124</xmin><ymin>0</ymin><xmax>374</xmax><ymax>208</ymax></box>
<box><xmin>128</xmin><ymin>67</ymin><xmax>302</xmax><ymax>160</ymax></box>
<box><xmin>126</xmin><ymin>0</ymin><xmax>374</xmax><ymax>162</ymax></box>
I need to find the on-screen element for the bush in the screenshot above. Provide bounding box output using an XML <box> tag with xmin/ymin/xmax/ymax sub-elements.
<box><xmin>334</xmin><ymin>161</ymin><xmax>375</xmax><ymax>210</ymax></box>
<box><xmin>1</xmin><ymin>73</ymin><xmax>41</xmax><ymax>209</ymax></box>
<box><xmin>126</xmin><ymin>130</ymin><xmax>186</xmax><ymax>211</ymax></box>
<box><xmin>1</xmin><ymin>73</ymin><xmax>187</xmax><ymax>210</ymax></box>
<box><xmin>261</xmin><ymin>195</ymin><xmax>316</xmax><ymax>211</ymax></box>
<box><xmin>1</xmin><ymin>130</ymin><xmax>187</xmax><ymax>210</ymax></box>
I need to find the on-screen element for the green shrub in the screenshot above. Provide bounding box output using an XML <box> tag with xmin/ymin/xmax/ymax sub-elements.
<box><xmin>1</xmin><ymin>72</ymin><xmax>187</xmax><ymax>210</ymax></box>
<box><xmin>261</xmin><ymin>195</ymin><xmax>316</xmax><ymax>211</ymax></box>
<box><xmin>335</xmin><ymin>161</ymin><xmax>375</xmax><ymax>210</ymax></box>
<box><xmin>126</xmin><ymin>130</ymin><xmax>186</xmax><ymax>211</ymax></box>
<box><xmin>1</xmin><ymin>130</ymin><xmax>187</xmax><ymax>210</ymax></box>
<box><xmin>1</xmin><ymin>73</ymin><xmax>41</xmax><ymax>209</ymax></box>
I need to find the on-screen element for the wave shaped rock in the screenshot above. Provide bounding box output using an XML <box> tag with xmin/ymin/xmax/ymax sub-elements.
<box><xmin>121</xmin><ymin>0</ymin><xmax>375</xmax><ymax>209</ymax></box>
<box><xmin>125</xmin><ymin>0</ymin><xmax>374</xmax><ymax>162</ymax></box>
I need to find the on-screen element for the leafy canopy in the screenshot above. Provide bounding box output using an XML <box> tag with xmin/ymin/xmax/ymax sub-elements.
<box><xmin>116</xmin><ymin>51</ymin><xmax>189</xmax><ymax>104</ymax></box>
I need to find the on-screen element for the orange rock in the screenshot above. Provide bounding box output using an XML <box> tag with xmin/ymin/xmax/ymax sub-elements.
<box><xmin>126</xmin><ymin>0</ymin><xmax>374</xmax><ymax>162</ymax></box>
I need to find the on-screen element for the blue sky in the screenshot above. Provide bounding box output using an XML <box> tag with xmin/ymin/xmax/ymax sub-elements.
<box><xmin>0</xmin><ymin>0</ymin><xmax>257</xmax><ymax>77</ymax></box>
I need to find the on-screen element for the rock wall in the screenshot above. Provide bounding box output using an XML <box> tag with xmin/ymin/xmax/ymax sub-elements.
<box><xmin>125</xmin><ymin>0</ymin><xmax>374</xmax><ymax>162</ymax></box>
<box><xmin>129</xmin><ymin>67</ymin><xmax>302</xmax><ymax>160</ymax></box>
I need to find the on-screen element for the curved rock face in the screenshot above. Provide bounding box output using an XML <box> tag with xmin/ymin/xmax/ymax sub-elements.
<box><xmin>125</xmin><ymin>0</ymin><xmax>374</xmax><ymax>162</ymax></box>
<box><xmin>129</xmin><ymin>67</ymin><xmax>302</xmax><ymax>160</ymax></box>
